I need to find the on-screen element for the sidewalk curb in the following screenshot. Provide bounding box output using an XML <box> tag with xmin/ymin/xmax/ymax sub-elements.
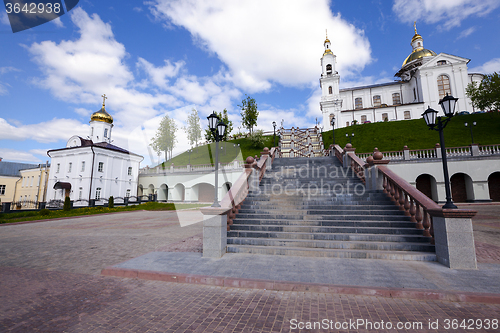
<box><xmin>101</xmin><ymin>266</ymin><xmax>500</xmax><ymax>304</ymax></box>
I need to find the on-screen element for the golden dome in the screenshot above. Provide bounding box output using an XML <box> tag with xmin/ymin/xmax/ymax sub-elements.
<box><xmin>324</xmin><ymin>37</ymin><xmax>331</xmax><ymax>44</ymax></box>
<box><xmin>90</xmin><ymin>107</ymin><xmax>113</xmax><ymax>124</ymax></box>
<box><xmin>323</xmin><ymin>48</ymin><xmax>333</xmax><ymax>56</ymax></box>
<box><xmin>411</xmin><ymin>33</ymin><xmax>422</xmax><ymax>43</ymax></box>
<box><xmin>402</xmin><ymin>48</ymin><xmax>437</xmax><ymax>66</ymax></box>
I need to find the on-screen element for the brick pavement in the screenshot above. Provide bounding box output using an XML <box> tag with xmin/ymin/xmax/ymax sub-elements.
<box><xmin>1</xmin><ymin>208</ymin><xmax>500</xmax><ymax>332</ymax></box>
<box><xmin>2</xmin><ymin>266</ymin><xmax>500</xmax><ymax>332</ymax></box>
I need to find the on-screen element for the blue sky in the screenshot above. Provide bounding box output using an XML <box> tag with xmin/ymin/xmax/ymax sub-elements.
<box><xmin>1</xmin><ymin>0</ymin><xmax>500</xmax><ymax>166</ymax></box>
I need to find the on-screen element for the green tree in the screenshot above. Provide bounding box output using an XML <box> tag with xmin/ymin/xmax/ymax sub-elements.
<box><xmin>239</xmin><ymin>95</ymin><xmax>259</xmax><ymax>134</ymax></box>
<box><xmin>151</xmin><ymin>114</ymin><xmax>177</xmax><ymax>161</ymax></box>
<box><xmin>108</xmin><ymin>196</ymin><xmax>114</xmax><ymax>209</ymax></box>
<box><xmin>466</xmin><ymin>72</ymin><xmax>500</xmax><ymax>112</ymax></box>
<box><xmin>63</xmin><ymin>196</ymin><xmax>71</xmax><ymax>211</ymax></box>
<box><xmin>184</xmin><ymin>108</ymin><xmax>202</xmax><ymax>147</ymax></box>
<box><xmin>204</xmin><ymin>109</ymin><xmax>233</xmax><ymax>142</ymax></box>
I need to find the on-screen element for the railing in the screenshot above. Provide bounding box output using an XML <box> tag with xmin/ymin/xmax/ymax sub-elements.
<box><xmin>9</xmin><ymin>200</ymin><xmax>40</xmax><ymax>210</ymax></box>
<box><xmin>409</xmin><ymin>148</ymin><xmax>437</xmax><ymax>159</ymax></box>
<box><xmin>445</xmin><ymin>146</ymin><xmax>470</xmax><ymax>157</ymax></box>
<box><xmin>377</xmin><ymin>165</ymin><xmax>441</xmax><ymax>244</ymax></box>
<box><xmin>333</xmin><ymin>144</ymin><xmax>343</xmax><ymax>164</ymax></box>
<box><xmin>348</xmin><ymin>153</ymin><xmax>366</xmax><ymax>183</ymax></box>
<box><xmin>479</xmin><ymin>144</ymin><xmax>500</xmax><ymax>156</ymax></box>
<box><xmin>139</xmin><ymin>160</ymin><xmax>244</xmax><ymax>175</ymax></box>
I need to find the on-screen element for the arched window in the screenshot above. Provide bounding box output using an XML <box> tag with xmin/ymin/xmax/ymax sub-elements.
<box><xmin>373</xmin><ymin>95</ymin><xmax>381</xmax><ymax>107</ymax></box>
<box><xmin>328</xmin><ymin>86</ymin><xmax>332</xmax><ymax>94</ymax></box>
<box><xmin>104</xmin><ymin>128</ymin><xmax>108</xmax><ymax>138</ymax></box>
<box><xmin>437</xmin><ymin>75</ymin><xmax>451</xmax><ymax>100</ymax></box>
<box><xmin>392</xmin><ymin>93</ymin><xmax>401</xmax><ymax>105</ymax></box>
<box><xmin>355</xmin><ymin>97</ymin><xmax>363</xmax><ymax>109</ymax></box>
<box><xmin>326</xmin><ymin>64</ymin><xmax>332</xmax><ymax>74</ymax></box>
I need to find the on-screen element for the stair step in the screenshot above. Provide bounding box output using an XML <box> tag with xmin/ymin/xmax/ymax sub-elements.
<box><xmin>230</xmin><ymin>225</ymin><xmax>425</xmax><ymax>235</ymax></box>
<box><xmin>227</xmin><ymin>245</ymin><xmax>437</xmax><ymax>261</ymax></box>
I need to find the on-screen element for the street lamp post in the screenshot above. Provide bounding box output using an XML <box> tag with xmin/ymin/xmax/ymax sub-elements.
<box><xmin>207</xmin><ymin>112</ymin><xmax>227</xmax><ymax>207</ymax></box>
<box><xmin>330</xmin><ymin>117</ymin><xmax>335</xmax><ymax>145</ymax></box>
<box><xmin>346</xmin><ymin>132</ymin><xmax>354</xmax><ymax>144</ymax></box>
<box><xmin>422</xmin><ymin>94</ymin><xmax>459</xmax><ymax>209</ymax></box>
<box><xmin>273</xmin><ymin>121</ymin><xmax>277</xmax><ymax>147</ymax></box>
<box><xmin>465</xmin><ymin>121</ymin><xmax>477</xmax><ymax>144</ymax></box>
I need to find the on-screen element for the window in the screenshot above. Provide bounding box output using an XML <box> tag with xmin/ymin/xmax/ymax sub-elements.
<box><xmin>382</xmin><ymin>113</ymin><xmax>388</xmax><ymax>121</ymax></box>
<box><xmin>361</xmin><ymin>115</ymin><xmax>367</xmax><ymax>123</ymax></box>
<box><xmin>0</xmin><ymin>185</ymin><xmax>5</xmax><ymax>195</ymax></box>
<box><xmin>96</xmin><ymin>187</ymin><xmax>101</xmax><ymax>200</ymax></box>
<box><xmin>98</xmin><ymin>162</ymin><xmax>104</xmax><ymax>172</ymax></box>
<box><xmin>437</xmin><ymin>74</ymin><xmax>451</xmax><ymax>100</ymax></box>
<box><xmin>437</xmin><ymin>60</ymin><xmax>446</xmax><ymax>66</ymax></box>
<box><xmin>128</xmin><ymin>167</ymin><xmax>133</xmax><ymax>176</ymax></box>
<box><xmin>326</xmin><ymin>64</ymin><xmax>332</xmax><ymax>74</ymax></box>
<box><xmin>31</xmin><ymin>176</ymin><xmax>34</xmax><ymax>187</ymax></box>
<box><xmin>126</xmin><ymin>189</ymin><xmax>131</xmax><ymax>198</ymax></box>
<box><xmin>22</xmin><ymin>177</ymin><xmax>25</xmax><ymax>187</ymax></box>
<box><xmin>81</xmin><ymin>161</ymin><xmax>85</xmax><ymax>172</ymax></box>
<box><xmin>79</xmin><ymin>187</ymin><xmax>83</xmax><ymax>200</ymax></box>
<box><xmin>355</xmin><ymin>97</ymin><xmax>363</xmax><ymax>109</ymax></box>
<box><xmin>328</xmin><ymin>86</ymin><xmax>332</xmax><ymax>94</ymax></box>
<box><xmin>392</xmin><ymin>93</ymin><xmax>401</xmax><ymax>105</ymax></box>
<box><xmin>56</xmin><ymin>163</ymin><xmax>60</xmax><ymax>173</ymax></box>
<box><xmin>68</xmin><ymin>162</ymin><xmax>72</xmax><ymax>173</ymax></box>
<box><xmin>413</xmin><ymin>88</ymin><xmax>417</xmax><ymax>100</ymax></box>
<box><xmin>91</xmin><ymin>127</ymin><xmax>94</xmax><ymax>137</ymax></box>
<box><xmin>104</xmin><ymin>128</ymin><xmax>108</xmax><ymax>138</ymax></box>
<box><xmin>404</xmin><ymin>111</ymin><xmax>411</xmax><ymax>120</ymax></box>
<box><xmin>373</xmin><ymin>95</ymin><xmax>381</xmax><ymax>107</ymax></box>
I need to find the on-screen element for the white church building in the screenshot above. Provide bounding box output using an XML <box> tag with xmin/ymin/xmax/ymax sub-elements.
<box><xmin>321</xmin><ymin>24</ymin><xmax>484</xmax><ymax>130</ymax></box>
<box><xmin>46</xmin><ymin>96</ymin><xmax>143</xmax><ymax>203</ymax></box>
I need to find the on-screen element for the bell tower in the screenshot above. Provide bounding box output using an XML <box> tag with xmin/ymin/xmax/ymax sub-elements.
<box><xmin>89</xmin><ymin>94</ymin><xmax>114</xmax><ymax>143</ymax></box>
<box><xmin>320</xmin><ymin>31</ymin><xmax>341</xmax><ymax>130</ymax></box>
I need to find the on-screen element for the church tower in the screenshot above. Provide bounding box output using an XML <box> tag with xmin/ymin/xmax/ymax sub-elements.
<box><xmin>319</xmin><ymin>32</ymin><xmax>341</xmax><ymax>130</ymax></box>
<box><xmin>89</xmin><ymin>94</ymin><xmax>113</xmax><ymax>143</ymax></box>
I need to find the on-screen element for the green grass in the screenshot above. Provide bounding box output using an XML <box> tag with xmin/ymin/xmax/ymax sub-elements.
<box><xmin>321</xmin><ymin>112</ymin><xmax>500</xmax><ymax>153</ymax></box>
<box><xmin>0</xmin><ymin>202</ymin><xmax>209</xmax><ymax>224</ymax></box>
<box><xmin>162</xmin><ymin>135</ymin><xmax>276</xmax><ymax>167</ymax></box>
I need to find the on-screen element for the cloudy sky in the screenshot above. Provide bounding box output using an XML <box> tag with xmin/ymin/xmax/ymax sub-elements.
<box><xmin>1</xmin><ymin>0</ymin><xmax>499</xmax><ymax>166</ymax></box>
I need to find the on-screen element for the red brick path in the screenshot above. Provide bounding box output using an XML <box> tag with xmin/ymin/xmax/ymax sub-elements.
<box><xmin>1</xmin><ymin>267</ymin><xmax>500</xmax><ymax>332</ymax></box>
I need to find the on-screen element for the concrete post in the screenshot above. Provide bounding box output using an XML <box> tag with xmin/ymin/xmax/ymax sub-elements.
<box><xmin>430</xmin><ymin>209</ymin><xmax>477</xmax><ymax>269</ymax></box>
<box><xmin>470</xmin><ymin>144</ymin><xmax>480</xmax><ymax>156</ymax></box>
<box><xmin>202</xmin><ymin>214</ymin><xmax>227</xmax><ymax>258</ymax></box>
<box><xmin>435</xmin><ymin>143</ymin><xmax>442</xmax><ymax>159</ymax></box>
<box><xmin>403</xmin><ymin>145</ymin><xmax>410</xmax><ymax>160</ymax></box>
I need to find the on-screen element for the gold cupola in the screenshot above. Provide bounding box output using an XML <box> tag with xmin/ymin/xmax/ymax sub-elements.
<box><xmin>323</xmin><ymin>30</ymin><xmax>334</xmax><ymax>56</ymax></box>
<box><xmin>402</xmin><ymin>22</ymin><xmax>436</xmax><ymax>67</ymax></box>
<box><xmin>90</xmin><ymin>94</ymin><xmax>113</xmax><ymax>124</ymax></box>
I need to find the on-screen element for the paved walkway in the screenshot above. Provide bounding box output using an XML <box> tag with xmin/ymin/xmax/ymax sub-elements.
<box><xmin>1</xmin><ymin>206</ymin><xmax>500</xmax><ymax>332</ymax></box>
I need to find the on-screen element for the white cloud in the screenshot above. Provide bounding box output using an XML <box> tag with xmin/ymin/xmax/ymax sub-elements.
<box><xmin>0</xmin><ymin>118</ymin><xmax>89</xmax><ymax>143</ymax></box>
<box><xmin>393</xmin><ymin>0</ymin><xmax>500</xmax><ymax>30</ymax></box>
<box><xmin>74</xmin><ymin>107</ymin><xmax>92</xmax><ymax>117</ymax></box>
<box><xmin>0</xmin><ymin>12</ymin><xmax>9</xmax><ymax>26</ymax></box>
<box><xmin>136</xmin><ymin>57</ymin><xmax>184</xmax><ymax>89</ymax></box>
<box><xmin>457</xmin><ymin>26</ymin><xmax>476</xmax><ymax>39</ymax></box>
<box><xmin>0</xmin><ymin>66</ymin><xmax>21</xmax><ymax>75</ymax></box>
<box><xmin>52</xmin><ymin>17</ymin><xmax>65</xmax><ymax>28</ymax></box>
<box><xmin>0</xmin><ymin>83</ymin><xmax>9</xmax><ymax>96</ymax></box>
<box><xmin>469</xmin><ymin>58</ymin><xmax>500</xmax><ymax>73</ymax></box>
<box><xmin>0</xmin><ymin>148</ymin><xmax>42</xmax><ymax>163</ymax></box>
<box><xmin>147</xmin><ymin>0</ymin><xmax>372</xmax><ymax>91</ymax></box>
<box><xmin>29</xmin><ymin>149</ymin><xmax>50</xmax><ymax>157</ymax></box>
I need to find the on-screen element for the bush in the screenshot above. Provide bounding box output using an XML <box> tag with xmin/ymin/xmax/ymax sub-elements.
<box><xmin>108</xmin><ymin>196</ymin><xmax>114</xmax><ymax>209</ymax></box>
<box><xmin>249</xmin><ymin>130</ymin><xmax>265</xmax><ymax>148</ymax></box>
<box><xmin>39</xmin><ymin>209</ymin><xmax>51</xmax><ymax>216</ymax></box>
<box><xmin>63</xmin><ymin>196</ymin><xmax>71</xmax><ymax>211</ymax></box>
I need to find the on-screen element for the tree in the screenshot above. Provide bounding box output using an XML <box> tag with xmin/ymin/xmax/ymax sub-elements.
<box><xmin>204</xmin><ymin>109</ymin><xmax>233</xmax><ymax>142</ymax></box>
<box><xmin>184</xmin><ymin>108</ymin><xmax>202</xmax><ymax>147</ymax></box>
<box><xmin>239</xmin><ymin>95</ymin><xmax>259</xmax><ymax>134</ymax></box>
<box><xmin>466</xmin><ymin>72</ymin><xmax>500</xmax><ymax>112</ymax></box>
<box><xmin>151</xmin><ymin>114</ymin><xmax>177</xmax><ymax>162</ymax></box>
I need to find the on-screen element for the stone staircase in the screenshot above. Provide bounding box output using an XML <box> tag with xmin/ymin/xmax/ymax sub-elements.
<box><xmin>227</xmin><ymin>157</ymin><xmax>436</xmax><ymax>261</ymax></box>
<box><xmin>279</xmin><ymin>127</ymin><xmax>325</xmax><ymax>157</ymax></box>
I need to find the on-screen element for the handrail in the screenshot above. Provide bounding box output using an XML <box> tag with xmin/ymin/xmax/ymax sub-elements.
<box><xmin>348</xmin><ymin>153</ymin><xmax>366</xmax><ymax>183</ymax></box>
<box><xmin>333</xmin><ymin>144</ymin><xmax>343</xmax><ymax>164</ymax></box>
<box><xmin>377</xmin><ymin>165</ymin><xmax>441</xmax><ymax>243</ymax></box>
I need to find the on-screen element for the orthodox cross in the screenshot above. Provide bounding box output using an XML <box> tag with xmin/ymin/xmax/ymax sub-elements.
<box><xmin>102</xmin><ymin>94</ymin><xmax>107</xmax><ymax>107</ymax></box>
<box><xmin>414</xmin><ymin>21</ymin><xmax>417</xmax><ymax>34</ymax></box>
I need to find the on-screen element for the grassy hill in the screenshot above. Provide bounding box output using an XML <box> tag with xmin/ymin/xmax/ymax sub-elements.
<box><xmin>159</xmin><ymin>112</ymin><xmax>499</xmax><ymax>167</ymax></box>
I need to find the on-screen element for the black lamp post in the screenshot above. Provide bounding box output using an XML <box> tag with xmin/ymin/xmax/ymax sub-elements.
<box><xmin>207</xmin><ymin>112</ymin><xmax>227</xmax><ymax>207</ymax></box>
<box><xmin>330</xmin><ymin>117</ymin><xmax>335</xmax><ymax>145</ymax></box>
<box><xmin>465</xmin><ymin>121</ymin><xmax>476</xmax><ymax>144</ymax></box>
<box><xmin>422</xmin><ymin>94</ymin><xmax>459</xmax><ymax>209</ymax></box>
<box><xmin>272</xmin><ymin>121</ymin><xmax>277</xmax><ymax>147</ymax></box>
<box><xmin>346</xmin><ymin>132</ymin><xmax>354</xmax><ymax>144</ymax></box>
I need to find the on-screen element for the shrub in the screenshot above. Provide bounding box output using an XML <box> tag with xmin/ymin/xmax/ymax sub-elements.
<box><xmin>108</xmin><ymin>196</ymin><xmax>114</xmax><ymax>209</ymax></box>
<box><xmin>63</xmin><ymin>197</ymin><xmax>71</xmax><ymax>211</ymax></box>
<box><xmin>249</xmin><ymin>129</ymin><xmax>265</xmax><ymax>148</ymax></box>
<box><xmin>39</xmin><ymin>209</ymin><xmax>51</xmax><ymax>216</ymax></box>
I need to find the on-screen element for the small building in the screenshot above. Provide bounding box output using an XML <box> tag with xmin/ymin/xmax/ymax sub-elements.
<box><xmin>46</xmin><ymin>96</ymin><xmax>143</xmax><ymax>204</ymax></box>
<box><xmin>320</xmin><ymin>24</ymin><xmax>484</xmax><ymax>129</ymax></box>
<box><xmin>0</xmin><ymin>160</ymin><xmax>47</xmax><ymax>205</ymax></box>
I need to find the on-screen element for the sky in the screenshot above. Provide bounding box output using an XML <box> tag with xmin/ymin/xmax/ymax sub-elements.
<box><xmin>1</xmin><ymin>0</ymin><xmax>500</xmax><ymax>166</ymax></box>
